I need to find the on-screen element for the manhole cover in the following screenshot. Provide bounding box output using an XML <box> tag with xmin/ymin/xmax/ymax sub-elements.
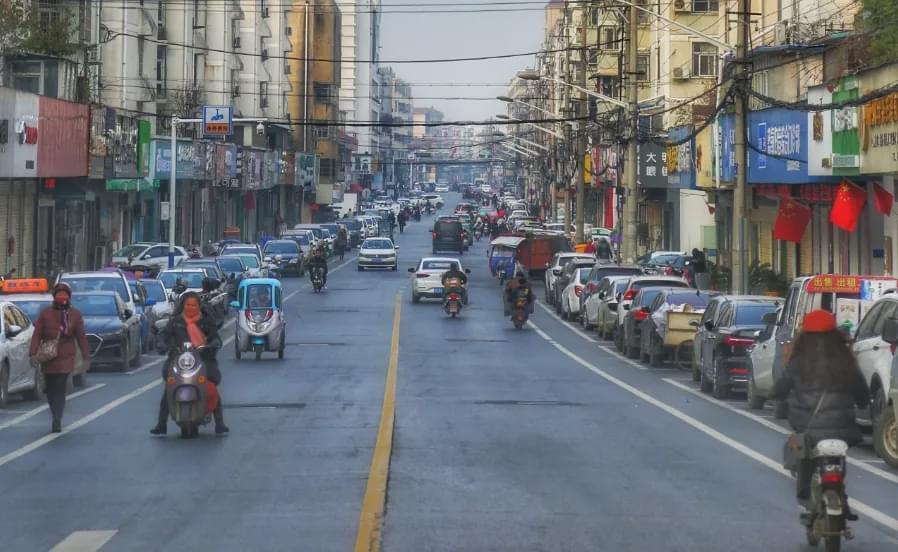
<box><xmin>445</xmin><ymin>338</ymin><xmax>508</xmax><ymax>343</ymax></box>
<box><xmin>226</xmin><ymin>402</ymin><xmax>306</xmax><ymax>409</ymax></box>
<box><xmin>471</xmin><ymin>400</ymin><xmax>585</xmax><ymax>407</ymax></box>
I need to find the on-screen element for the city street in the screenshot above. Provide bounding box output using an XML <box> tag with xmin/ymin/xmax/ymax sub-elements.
<box><xmin>1</xmin><ymin>194</ymin><xmax>898</xmax><ymax>551</ymax></box>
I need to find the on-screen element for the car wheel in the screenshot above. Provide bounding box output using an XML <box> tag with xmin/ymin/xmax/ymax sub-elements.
<box><xmin>23</xmin><ymin>368</ymin><xmax>45</xmax><ymax>401</ymax></box>
<box><xmin>747</xmin><ymin>372</ymin><xmax>765</xmax><ymax>410</ymax></box>
<box><xmin>699</xmin><ymin>363</ymin><xmax>713</xmax><ymax>393</ymax></box>
<box><xmin>0</xmin><ymin>362</ymin><xmax>9</xmax><ymax>406</ymax></box>
<box><xmin>711</xmin><ymin>357</ymin><xmax>730</xmax><ymax>399</ymax></box>
<box><xmin>873</xmin><ymin>402</ymin><xmax>898</xmax><ymax>469</ymax></box>
<box><xmin>648</xmin><ymin>338</ymin><xmax>663</xmax><ymax>368</ymax></box>
<box><xmin>411</xmin><ymin>292</ymin><xmax>420</xmax><ymax>304</ymax></box>
<box><xmin>773</xmin><ymin>400</ymin><xmax>789</xmax><ymax>419</ymax></box>
<box><xmin>615</xmin><ymin>328</ymin><xmax>624</xmax><ymax>352</ymax></box>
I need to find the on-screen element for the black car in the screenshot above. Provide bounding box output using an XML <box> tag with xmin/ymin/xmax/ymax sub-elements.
<box><xmin>618</xmin><ymin>286</ymin><xmax>677</xmax><ymax>359</ymax></box>
<box><xmin>554</xmin><ymin>258</ymin><xmax>596</xmax><ymax>314</ymax></box>
<box><xmin>697</xmin><ymin>297</ymin><xmax>781</xmax><ymax>399</ymax></box>
<box><xmin>71</xmin><ymin>291</ymin><xmax>142</xmax><ymax>371</ymax></box>
<box><xmin>432</xmin><ymin>218</ymin><xmax>465</xmax><ymax>254</ymax></box>
<box><xmin>336</xmin><ymin>219</ymin><xmax>363</xmax><ymax>247</ymax></box>
<box><xmin>638</xmin><ymin>290</ymin><xmax>717</xmax><ymax>367</ymax></box>
<box><xmin>263</xmin><ymin>239</ymin><xmax>304</xmax><ymax>276</ymax></box>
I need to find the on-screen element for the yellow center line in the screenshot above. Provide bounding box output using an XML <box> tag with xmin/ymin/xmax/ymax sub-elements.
<box><xmin>355</xmin><ymin>293</ymin><xmax>401</xmax><ymax>552</ymax></box>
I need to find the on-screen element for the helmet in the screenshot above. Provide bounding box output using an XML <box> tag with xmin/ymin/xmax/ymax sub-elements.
<box><xmin>52</xmin><ymin>282</ymin><xmax>72</xmax><ymax>297</ymax></box>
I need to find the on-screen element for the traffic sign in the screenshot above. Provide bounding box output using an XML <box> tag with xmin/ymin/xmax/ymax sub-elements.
<box><xmin>202</xmin><ymin>105</ymin><xmax>233</xmax><ymax>136</ymax></box>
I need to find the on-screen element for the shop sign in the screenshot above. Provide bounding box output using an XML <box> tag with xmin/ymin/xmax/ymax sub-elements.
<box><xmin>718</xmin><ymin>113</ymin><xmax>737</xmax><ymax>183</ymax></box>
<box><xmin>262</xmin><ymin>150</ymin><xmax>278</xmax><ymax>189</ymax></box>
<box><xmin>861</xmin><ymin>89</ymin><xmax>898</xmax><ymax>173</ymax></box>
<box><xmin>112</xmin><ymin>115</ymin><xmax>140</xmax><ymax>178</ymax></box>
<box><xmin>280</xmin><ymin>150</ymin><xmax>294</xmax><ymax>186</ymax></box>
<box><xmin>695</xmin><ymin>124</ymin><xmax>714</xmax><ymax>189</ymax></box>
<box><xmin>137</xmin><ymin>120</ymin><xmax>151</xmax><ymax>177</ymax></box>
<box><xmin>637</xmin><ymin>142</ymin><xmax>667</xmax><ymax>188</ymax></box>
<box><xmin>807</xmin><ymin>78</ymin><xmax>861</xmax><ymax>177</ymax></box>
<box><xmin>666</xmin><ymin>126</ymin><xmax>695</xmax><ymax>188</ymax></box>
<box><xmin>152</xmin><ymin>139</ymin><xmax>199</xmax><ymax>179</ymax></box>
<box><xmin>212</xmin><ymin>144</ymin><xmax>238</xmax><ymax>188</ymax></box>
<box><xmin>105</xmin><ymin>178</ymin><xmax>158</xmax><ymax>192</ymax></box>
<box><xmin>295</xmin><ymin>153</ymin><xmax>319</xmax><ymax>189</ymax></box>
<box><xmin>807</xmin><ymin>274</ymin><xmax>862</xmax><ymax>294</ymax></box>
<box><xmin>748</xmin><ymin>108</ymin><xmax>810</xmax><ymax>184</ymax></box>
<box><xmin>243</xmin><ymin>149</ymin><xmax>264</xmax><ymax>189</ymax></box>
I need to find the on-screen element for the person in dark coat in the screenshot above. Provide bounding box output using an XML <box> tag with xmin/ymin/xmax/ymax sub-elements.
<box><xmin>771</xmin><ymin>309</ymin><xmax>869</xmax><ymax>504</ymax></box>
<box><xmin>150</xmin><ymin>292</ymin><xmax>228</xmax><ymax>435</ymax></box>
<box><xmin>691</xmin><ymin>248</ymin><xmax>710</xmax><ymax>290</ymax></box>
<box><xmin>30</xmin><ymin>282</ymin><xmax>90</xmax><ymax>433</ymax></box>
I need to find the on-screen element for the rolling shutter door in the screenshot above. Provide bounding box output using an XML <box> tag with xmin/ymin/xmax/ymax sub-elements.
<box><xmin>21</xmin><ymin>186</ymin><xmax>35</xmax><ymax>277</ymax></box>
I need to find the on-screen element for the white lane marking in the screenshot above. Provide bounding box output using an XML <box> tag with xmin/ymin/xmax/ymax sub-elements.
<box><xmin>49</xmin><ymin>530</ymin><xmax>117</xmax><ymax>552</ymax></box>
<box><xmin>664</xmin><ymin>378</ymin><xmax>898</xmax><ymax>486</ymax></box>
<box><xmin>528</xmin><ymin>319</ymin><xmax>898</xmax><ymax>534</ymax></box>
<box><xmin>598</xmin><ymin>344</ymin><xmax>648</xmax><ymax>371</ymax></box>
<box><xmin>0</xmin><ymin>384</ymin><xmax>106</xmax><ymax>432</ymax></box>
<box><xmin>284</xmin><ymin>253</ymin><xmax>357</xmax><ymax>302</ymax></box>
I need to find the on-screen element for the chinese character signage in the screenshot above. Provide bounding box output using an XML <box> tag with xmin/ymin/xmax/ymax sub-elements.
<box><xmin>807</xmin><ymin>274</ymin><xmax>862</xmax><ymax>294</ymax></box>
<box><xmin>202</xmin><ymin>105</ymin><xmax>233</xmax><ymax>136</ymax></box>
<box><xmin>637</xmin><ymin>142</ymin><xmax>667</xmax><ymax>188</ymax></box>
<box><xmin>860</xmin><ymin>65</ymin><xmax>898</xmax><ymax>174</ymax></box>
<box><xmin>213</xmin><ymin>143</ymin><xmax>237</xmax><ymax>188</ymax></box>
<box><xmin>666</xmin><ymin>126</ymin><xmax>695</xmax><ymax>189</ymax></box>
<box><xmin>719</xmin><ymin>113</ymin><xmax>737</xmax><ymax>183</ymax></box>
<box><xmin>151</xmin><ymin>139</ymin><xmax>199</xmax><ymax>179</ymax></box>
<box><xmin>295</xmin><ymin>153</ymin><xmax>319</xmax><ymax>189</ymax></box>
<box><xmin>748</xmin><ymin>108</ymin><xmax>811</xmax><ymax>184</ymax></box>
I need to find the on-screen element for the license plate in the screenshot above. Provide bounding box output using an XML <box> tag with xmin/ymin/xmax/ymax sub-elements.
<box><xmin>433</xmin><ymin>287</ymin><xmax>443</xmax><ymax>295</ymax></box>
<box><xmin>371</xmin><ymin>258</ymin><xmax>382</xmax><ymax>263</ymax></box>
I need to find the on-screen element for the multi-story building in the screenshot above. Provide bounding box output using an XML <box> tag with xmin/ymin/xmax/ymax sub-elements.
<box><xmin>335</xmin><ymin>0</ymin><xmax>381</xmax><ymax>151</ymax></box>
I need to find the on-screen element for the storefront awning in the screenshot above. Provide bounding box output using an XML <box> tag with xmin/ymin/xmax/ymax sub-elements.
<box><xmin>105</xmin><ymin>179</ymin><xmax>158</xmax><ymax>192</ymax></box>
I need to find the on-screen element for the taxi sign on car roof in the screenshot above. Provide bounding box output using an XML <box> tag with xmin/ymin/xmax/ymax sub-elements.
<box><xmin>0</xmin><ymin>278</ymin><xmax>49</xmax><ymax>294</ymax></box>
<box><xmin>806</xmin><ymin>275</ymin><xmax>898</xmax><ymax>295</ymax></box>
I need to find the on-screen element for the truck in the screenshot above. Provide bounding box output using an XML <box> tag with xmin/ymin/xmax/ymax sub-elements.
<box><xmin>331</xmin><ymin>192</ymin><xmax>358</xmax><ymax>218</ymax></box>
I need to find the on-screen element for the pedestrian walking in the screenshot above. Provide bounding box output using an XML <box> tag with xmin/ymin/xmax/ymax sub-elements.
<box><xmin>398</xmin><ymin>212</ymin><xmax>407</xmax><ymax>233</ymax></box>
<box><xmin>335</xmin><ymin>226</ymin><xmax>348</xmax><ymax>261</ymax></box>
<box><xmin>29</xmin><ymin>283</ymin><xmax>90</xmax><ymax>433</ymax></box>
<box><xmin>691</xmin><ymin>248</ymin><xmax>710</xmax><ymax>290</ymax></box>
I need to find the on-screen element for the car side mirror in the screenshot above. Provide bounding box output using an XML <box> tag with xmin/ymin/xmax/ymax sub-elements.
<box><xmin>229</xmin><ymin>300</ymin><xmax>241</xmax><ymax>309</ymax></box>
<box><xmin>407</xmin><ymin>267</ymin><xmax>416</xmax><ymax>273</ymax></box>
<box><xmin>395</xmin><ymin>245</ymin><xmax>400</xmax><ymax>249</ymax></box>
<box><xmin>762</xmin><ymin>311</ymin><xmax>778</xmax><ymax>325</ymax></box>
<box><xmin>123</xmin><ymin>309</ymin><xmax>133</xmax><ymax>319</ymax></box>
<box><xmin>6</xmin><ymin>324</ymin><xmax>22</xmax><ymax>337</ymax></box>
<box><xmin>882</xmin><ymin>317</ymin><xmax>898</xmax><ymax>345</ymax></box>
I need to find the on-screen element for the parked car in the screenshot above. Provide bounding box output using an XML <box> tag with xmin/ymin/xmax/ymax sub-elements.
<box><xmin>140</xmin><ymin>278</ymin><xmax>173</xmax><ymax>353</ymax></box>
<box><xmin>358</xmin><ymin>238</ymin><xmax>399</xmax><ymax>271</ymax></box>
<box><xmin>176</xmin><ymin>258</ymin><xmax>227</xmax><ymax>283</ymax></box>
<box><xmin>215</xmin><ymin>255</ymin><xmax>248</xmax><ymax>281</ymax></box>
<box><xmin>220</xmin><ymin>243</ymin><xmax>263</xmax><ymax>263</ymax></box>
<box><xmin>583</xmin><ymin>276</ymin><xmax>631</xmax><ymax>336</ymax></box>
<box><xmin>421</xmin><ymin>193</ymin><xmax>445</xmax><ymax>208</ymax></box>
<box><xmin>559</xmin><ymin>267</ymin><xmax>594</xmax><ymax>321</ymax></box>
<box><xmin>749</xmin><ymin>274</ymin><xmax>897</xmax><ymax>419</ymax></box>
<box><xmin>695</xmin><ymin>296</ymin><xmax>782</xmax><ymax>398</ymax></box>
<box><xmin>876</xmin><ymin>317</ymin><xmax>898</xmax><ymax>468</ymax></box>
<box><xmin>617</xmin><ymin>287</ymin><xmax>680</xmax><ymax>359</ymax></box>
<box><xmin>579</xmin><ymin>264</ymin><xmax>645</xmax><ymax>322</ymax></box>
<box><xmin>544</xmin><ymin>252</ymin><xmax>594</xmax><ymax>305</ymax></box>
<box><xmin>112</xmin><ymin>242</ymin><xmax>188</xmax><ymax>271</ymax></box>
<box><xmin>71</xmin><ymin>291</ymin><xmax>142</xmax><ymax>371</ymax></box>
<box><xmin>281</xmin><ymin>229</ymin><xmax>316</xmax><ymax>257</ymax></box>
<box><xmin>614</xmin><ymin>276</ymin><xmax>691</xmax><ymax>331</ymax></box>
<box><xmin>432</xmin><ymin>218</ymin><xmax>465</xmax><ymax>255</ymax></box>
<box><xmin>263</xmin><ymin>239</ymin><xmax>304</xmax><ymax>276</ymax></box>
<box><xmin>639</xmin><ymin>290</ymin><xmax>716</xmax><ymax>367</ymax></box>
<box><xmin>127</xmin><ymin>280</ymin><xmax>156</xmax><ymax>353</ymax></box>
<box><xmin>58</xmin><ymin>270</ymin><xmax>143</xmax><ymax>353</ymax></box>
<box><xmin>222</xmin><ymin>253</ymin><xmax>269</xmax><ymax>278</ymax></box>
<box><xmin>409</xmin><ymin>257</ymin><xmax>468</xmax><ymax>304</ymax></box>
<box><xmin>555</xmin><ymin>258</ymin><xmax>597</xmax><ymax>316</ymax></box>
<box><xmin>0</xmin><ymin>301</ymin><xmax>40</xmax><ymax>405</ymax></box>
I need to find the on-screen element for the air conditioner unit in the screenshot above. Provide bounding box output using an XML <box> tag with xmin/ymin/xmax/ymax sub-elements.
<box><xmin>673</xmin><ymin>0</ymin><xmax>690</xmax><ymax>11</ymax></box>
<box><xmin>232</xmin><ymin>36</ymin><xmax>241</xmax><ymax>49</ymax></box>
<box><xmin>673</xmin><ymin>67</ymin><xmax>690</xmax><ymax>79</ymax></box>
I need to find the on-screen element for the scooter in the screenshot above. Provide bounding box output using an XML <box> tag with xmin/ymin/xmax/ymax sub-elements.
<box><xmin>310</xmin><ymin>266</ymin><xmax>326</xmax><ymax>293</ymax></box>
<box><xmin>799</xmin><ymin>439</ymin><xmax>854</xmax><ymax>551</ymax></box>
<box><xmin>474</xmin><ymin>227</ymin><xmax>483</xmax><ymax>241</ymax></box>
<box><xmin>165</xmin><ymin>343</ymin><xmax>216</xmax><ymax>438</ymax></box>
<box><xmin>444</xmin><ymin>290</ymin><xmax>463</xmax><ymax>318</ymax></box>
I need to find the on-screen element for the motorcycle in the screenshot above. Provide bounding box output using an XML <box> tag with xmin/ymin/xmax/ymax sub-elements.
<box><xmin>512</xmin><ymin>293</ymin><xmax>531</xmax><ymax>329</ymax></box>
<box><xmin>165</xmin><ymin>343</ymin><xmax>216</xmax><ymax>438</ymax></box>
<box><xmin>310</xmin><ymin>265</ymin><xmax>326</xmax><ymax>293</ymax></box>
<box><xmin>798</xmin><ymin>438</ymin><xmax>854</xmax><ymax>551</ymax></box>
<box><xmin>474</xmin><ymin>227</ymin><xmax>483</xmax><ymax>241</ymax></box>
<box><xmin>443</xmin><ymin>278</ymin><xmax>465</xmax><ymax>318</ymax></box>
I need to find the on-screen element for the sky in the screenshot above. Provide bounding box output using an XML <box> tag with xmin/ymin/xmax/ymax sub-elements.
<box><xmin>379</xmin><ymin>2</ymin><xmax>546</xmax><ymax>122</ymax></box>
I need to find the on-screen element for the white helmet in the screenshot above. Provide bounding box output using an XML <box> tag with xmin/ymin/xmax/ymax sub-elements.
<box><xmin>498</xmin><ymin>217</ymin><xmax>505</xmax><ymax>225</ymax></box>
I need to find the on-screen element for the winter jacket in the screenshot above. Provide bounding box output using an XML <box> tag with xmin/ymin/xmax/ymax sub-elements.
<box><xmin>160</xmin><ymin>312</ymin><xmax>223</xmax><ymax>384</ymax></box>
<box><xmin>29</xmin><ymin>305</ymin><xmax>90</xmax><ymax>375</ymax></box>
<box><xmin>771</xmin><ymin>359</ymin><xmax>869</xmax><ymax>445</ymax></box>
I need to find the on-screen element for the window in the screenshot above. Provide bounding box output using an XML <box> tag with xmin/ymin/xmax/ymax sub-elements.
<box><xmin>11</xmin><ymin>62</ymin><xmax>42</xmax><ymax>94</ymax></box>
<box><xmin>314</xmin><ymin>82</ymin><xmax>332</xmax><ymax>102</ymax></box>
<box><xmin>259</xmin><ymin>80</ymin><xmax>268</xmax><ymax>97</ymax></box>
<box><xmin>156</xmin><ymin>45</ymin><xmax>167</xmax><ymax>95</ymax></box>
<box><xmin>636</xmin><ymin>54</ymin><xmax>650</xmax><ymax>82</ymax></box>
<box><xmin>692</xmin><ymin>42</ymin><xmax>718</xmax><ymax>77</ymax></box>
<box><xmin>856</xmin><ymin>302</ymin><xmax>887</xmax><ymax>341</ymax></box>
<box><xmin>692</xmin><ymin>0</ymin><xmax>719</xmax><ymax>12</ymax></box>
<box><xmin>599</xmin><ymin>26</ymin><xmax>617</xmax><ymax>50</ymax></box>
<box><xmin>598</xmin><ymin>76</ymin><xmax>617</xmax><ymax>98</ymax></box>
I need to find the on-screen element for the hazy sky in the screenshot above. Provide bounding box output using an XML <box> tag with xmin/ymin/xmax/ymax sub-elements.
<box><xmin>379</xmin><ymin>2</ymin><xmax>545</xmax><ymax>122</ymax></box>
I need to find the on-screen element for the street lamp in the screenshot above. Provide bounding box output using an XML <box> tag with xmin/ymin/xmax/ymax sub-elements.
<box><xmin>516</xmin><ymin>69</ymin><xmax>628</xmax><ymax>109</ymax></box>
<box><xmin>493</xmin><ymin>131</ymin><xmax>549</xmax><ymax>152</ymax></box>
<box><xmin>496</xmin><ymin>114</ymin><xmax>562</xmax><ymax>139</ymax></box>
<box><xmin>496</xmin><ymin>96</ymin><xmax>559</xmax><ymax>119</ymax></box>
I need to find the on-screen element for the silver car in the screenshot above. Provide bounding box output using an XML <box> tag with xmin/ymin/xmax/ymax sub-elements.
<box><xmin>0</xmin><ymin>301</ymin><xmax>40</xmax><ymax>405</ymax></box>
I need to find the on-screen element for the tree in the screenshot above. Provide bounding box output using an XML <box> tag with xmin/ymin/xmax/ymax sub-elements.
<box><xmin>858</xmin><ymin>0</ymin><xmax>898</xmax><ymax>63</ymax></box>
<box><xmin>0</xmin><ymin>0</ymin><xmax>78</xmax><ymax>58</ymax></box>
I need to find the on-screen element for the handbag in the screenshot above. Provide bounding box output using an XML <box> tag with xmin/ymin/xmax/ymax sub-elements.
<box><xmin>32</xmin><ymin>335</ymin><xmax>60</xmax><ymax>364</ymax></box>
<box><xmin>782</xmin><ymin>390</ymin><xmax>827</xmax><ymax>471</ymax></box>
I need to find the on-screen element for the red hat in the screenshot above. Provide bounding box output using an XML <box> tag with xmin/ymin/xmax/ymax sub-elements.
<box><xmin>802</xmin><ymin>309</ymin><xmax>836</xmax><ymax>333</ymax></box>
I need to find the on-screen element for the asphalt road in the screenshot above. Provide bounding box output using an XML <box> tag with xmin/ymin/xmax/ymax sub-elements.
<box><xmin>1</xmin><ymin>192</ymin><xmax>897</xmax><ymax>552</ymax></box>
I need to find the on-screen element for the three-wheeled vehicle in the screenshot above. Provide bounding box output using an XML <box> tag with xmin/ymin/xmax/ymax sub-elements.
<box><xmin>488</xmin><ymin>236</ymin><xmax>525</xmax><ymax>284</ymax></box>
<box><xmin>231</xmin><ymin>278</ymin><xmax>286</xmax><ymax>360</ymax></box>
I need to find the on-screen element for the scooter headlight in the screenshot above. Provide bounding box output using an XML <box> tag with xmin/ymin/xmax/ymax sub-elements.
<box><xmin>175</xmin><ymin>352</ymin><xmax>199</xmax><ymax>377</ymax></box>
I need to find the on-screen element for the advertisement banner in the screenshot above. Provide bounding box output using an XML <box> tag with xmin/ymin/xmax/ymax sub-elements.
<box><xmin>213</xmin><ymin>143</ymin><xmax>237</xmax><ymax>188</ymax></box>
<box><xmin>666</xmin><ymin>126</ymin><xmax>695</xmax><ymax>188</ymax></box>
<box><xmin>637</xmin><ymin>142</ymin><xmax>667</xmax><ymax>188</ymax></box>
<box><xmin>719</xmin><ymin>113</ymin><xmax>737</xmax><ymax>183</ymax></box>
<box><xmin>748</xmin><ymin>108</ymin><xmax>810</xmax><ymax>184</ymax></box>
<box><xmin>137</xmin><ymin>120</ymin><xmax>151</xmax><ymax>177</ymax></box>
<box><xmin>280</xmin><ymin>150</ymin><xmax>294</xmax><ymax>186</ymax></box>
<box><xmin>112</xmin><ymin>115</ymin><xmax>140</xmax><ymax>178</ymax></box>
<box><xmin>295</xmin><ymin>153</ymin><xmax>319</xmax><ymax>189</ymax></box>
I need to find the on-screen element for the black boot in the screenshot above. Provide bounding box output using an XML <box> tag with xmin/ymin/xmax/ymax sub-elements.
<box><xmin>213</xmin><ymin>401</ymin><xmax>229</xmax><ymax>435</ymax></box>
<box><xmin>150</xmin><ymin>392</ymin><xmax>168</xmax><ymax>435</ymax></box>
<box><xmin>51</xmin><ymin>420</ymin><xmax>61</xmax><ymax>433</ymax></box>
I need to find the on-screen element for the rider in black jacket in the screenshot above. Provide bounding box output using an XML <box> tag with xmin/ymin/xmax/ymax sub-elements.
<box><xmin>441</xmin><ymin>264</ymin><xmax>469</xmax><ymax>305</ymax></box>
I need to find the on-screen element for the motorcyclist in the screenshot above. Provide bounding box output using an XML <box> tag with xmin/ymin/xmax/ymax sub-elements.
<box><xmin>441</xmin><ymin>263</ymin><xmax>469</xmax><ymax>306</ymax></box>
<box><xmin>307</xmin><ymin>246</ymin><xmax>329</xmax><ymax>287</ymax></box>
<box><xmin>504</xmin><ymin>275</ymin><xmax>534</xmax><ymax>317</ymax></box>
<box><xmin>150</xmin><ymin>292</ymin><xmax>228</xmax><ymax>435</ymax></box>
<box><xmin>473</xmin><ymin>217</ymin><xmax>484</xmax><ymax>235</ymax></box>
<box><xmin>596</xmin><ymin>237</ymin><xmax>613</xmax><ymax>261</ymax></box>
<box><xmin>771</xmin><ymin>309</ymin><xmax>868</xmax><ymax>515</ymax></box>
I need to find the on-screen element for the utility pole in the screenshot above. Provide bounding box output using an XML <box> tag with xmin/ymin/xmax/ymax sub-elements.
<box><xmin>562</xmin><ymin>1</ymin><xmax>572</xmax><ymax>235</ymax></box>
<box><xmin>622</xmin><ymin>0</ymin><xmax>639</xmax><ymax>263</ymax></box>
<box><xmin>731</xmin><ymin>0</ymin><xmax>749</xmax><ymax>293</ymax></box>
<box><xmin>574</xmin><ymin>6</ymin><xmax>587</xmax><ymax>244</ymax></box>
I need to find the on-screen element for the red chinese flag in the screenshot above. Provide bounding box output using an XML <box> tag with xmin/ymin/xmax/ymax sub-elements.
<box><xmin>873</xmin><ymin>182</ymin><xmax>893</xmax><ymax>216</ymax></box>
<box><xmin>773</xmin><ymin>198</ymin><xmax>811</xmax><ymax>243</ymax></box>
<box><xmin>829</xmin><ymin>179</ymin><xmax>867</xmax><ymax>232</ymax></box>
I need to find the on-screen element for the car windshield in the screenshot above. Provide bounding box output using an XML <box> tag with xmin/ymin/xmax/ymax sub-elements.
<box><xmin>265</xmin><ymin>242</ymin><xmax>299</xmax><ymax>254</ymax></box>
<box><xmin>666</xmin><ymin>293</ymin><xmax>712</xmax><ymax>308</ymax></box>
<box><xmin>217</xmin><ymin>257</ymin><xmax>245</xmax><ymax>273</ymax></box>
<box><xmin>364</xmin><ymin>239</ymin><xmax>393</xmax><ymax>249</ymax></box>
<box><xmin>71</xmin><ymin>295</ymin><xmax>118</xmax><ymax>316</ymax></box>
<box><xmin>648</xmin><ymin>255</ymin><xmax>681</xmax><ymax>265</ymax></box>
<box><xmin>321</xmin><ymin>225</ymin><xmax>339</xmax><ymax>234</ymax></box>
<box><xmin>735</xmin><ymin>304</ymin><xmax>779</xmax><ymax>325</ymax></box>
<box><xmin>10</xmin><ymin>300</ymin><xmax>51</xmax><ymax>321</ymax></box>
<box><xmin>141</xmin><ymin>281</ymin><xmax>167</xmax><ymax>302</ymax></box>
<box><xmin>592</xmin><ymin>268</ymin><xmax>642</xmax><ymax>281</ymax></box>
<box><xmin>235</xmin><ymin>255</ymin><xmax>260</xmax><ymax>269</ymax></box>
<box><xmin>422</xmin><ymin>260</ymin><xmax>457</xmax><ymax>271</ymax></box>
<box><xmin>223</xmin><ymin>247</ymin><xmax>258</xmax><ymax>257</ymax></box>
<box><xmin>309</xmin><ymin>228</ymin><xmax>327</xmax><ymax>238</ymax></box>
<box><xmin>112</xmin><ymin>244</ymin><xmax>148</xmax><ymax>257</ymax></box>
<box><xmin>159</xmin><ymin>272</ymin><xmax>205</xmax><ymax>289</ymax></box>
<box><xmin>340</xmin><ymin>220</ymin><xmax>359</xmax><ymax>231</ymax></box>
<box><xmin>61</xmin><ymin>276</ymin><xmax>129</xmax><ymax>304</ymax></box>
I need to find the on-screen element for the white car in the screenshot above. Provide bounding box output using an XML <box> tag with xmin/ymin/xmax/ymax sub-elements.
<box><xmin>544</xmin><ymin>252</ymin><xmax>595</xmax><ymax>305</ymax></box>
<box><xmin>583</xmin><ymin>276</ymin><xmax>631</xmax><ymax>336</ymax></box>
<box><xmin>420</xmin><ymin>194</ymin><xmax>445</xmax><ymax>208</ymax></box>
<box><xmin>614</xmin><ymin>275</ymin><xmax>691</xmax><ymax>330</ymax></box>
<box><xmin>559</xmin><ymin>267</ymin><xmax>593</xmax><ymax>321</ymax></box>
<box><xmin>112</xmin><ymin>242</ymin><xmax>187</xmax><ymax>270</ymax></box>
<box><xmin>0</xmin><ymin>300</ymin><xmax>41</xmax><ymax>405</ymax></box>
<box><xmin>408</xmin><ymin>257</ymin><xmax>467</xmax><ymax>303</ymax></box>
<box><xmin>435</xmin><ymin>184</ymin><xmax>449</xmax><ymax>193</ymax></box>
<box><xmin>851</xmin><ymin>294</ymin><xmax>898</xmax><ymax>429</ymax></box>
<box><xmin>358</xmin><ymin>238</ymin><xmax>399</xmax><ymax>271</ymax></box>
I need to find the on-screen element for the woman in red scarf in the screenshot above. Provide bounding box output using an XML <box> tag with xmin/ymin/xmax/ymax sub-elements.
<box><xmin>30</xmin><ymin>283</ymin><xmax>91</xmax><ymax>433</ymax></box>
<box><xmin>151</xmin><ymin>293</ymin><xmax>228</xmax><ymax>435</ymax></box>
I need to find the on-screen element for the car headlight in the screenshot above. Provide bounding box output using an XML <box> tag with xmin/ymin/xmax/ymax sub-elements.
<box><xmin>289</xmin><ymin>258</ymin><xmax>298</xmax><ymax>264</ymax></box>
